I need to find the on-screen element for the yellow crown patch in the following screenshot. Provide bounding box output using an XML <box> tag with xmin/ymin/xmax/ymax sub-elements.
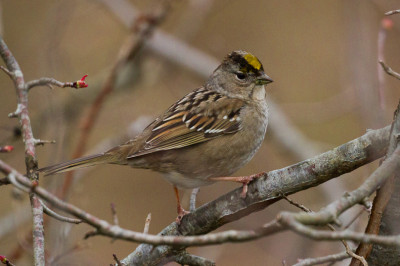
<box><xmin>243</xmin><ymin>54</ymin><xmax>262</xmax><ymax>71</ymax></box>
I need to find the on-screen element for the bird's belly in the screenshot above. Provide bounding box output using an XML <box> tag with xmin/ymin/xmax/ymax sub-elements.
<box><xmin>163</xmin><ymin>171</ymin><xmax>215</xmax><ymax>189</ymax></box>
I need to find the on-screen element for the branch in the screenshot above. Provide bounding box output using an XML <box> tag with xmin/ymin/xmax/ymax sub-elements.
<box><xmin>174</xmin><ymin>252</ymin><xmax>216</xmax><ymax>266</ymax></box>
<box><xmin>0</xmin><ymin>36</ymin><xmax>45</xmax><ymax>265</ymax></box>
<box><xmin>379</xmin><ymin>61</ymin><xmax>400</xmax><ymax>80</ymax></box>
<box><xmin>0</xmin><ymin>255</ymin><xmax>16</xmax><ymax>266</ymax></box>
<box><xmin>40</xmin><ymin>200</ymin><xmax>82</xmax><ymax>224</ymax></box>
<box><xmin>385</xmin><ymin>9</ymin><xmax>400</xmax><ymax>16</ymax></box>
<box><xmin>352</xmin><ymin>99</ymin><xmax>400</xmax><ymax>264</ymax></box>
<box><xmin>293</xmin><ymin>251</ymin><xmax>351</xmax><ymax>266</ymax></box>
<box><xmin>0</xmin><ymin>126</ymin><xmax>388</xmax><ymax>252</ymax></box>
<box><xmin>59</xmin><ymin>1</ymin><xmax>171</xmax><ymax>199</ymax></box>
<box><xmin>25</xmin><ymin>75</ymin><xmax>88</xmax><ymax>90</ymax></box>
<box><xmin>285</xmin><ymin>146</ymin><xmax>400</xmax><ymax>227</ymax></box>
<box><xmin>123</xmin><ymin>125</ymin><xmax>389</xmax><ymax>264</ymax></box>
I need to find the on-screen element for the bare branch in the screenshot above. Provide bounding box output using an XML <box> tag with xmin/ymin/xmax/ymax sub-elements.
<box><xmin>33</xmin><ymin>139</ymin><xmax>56</xmax><ymax>147</ymax></box>
<box><xmin>385</xmin><ymin>9</ymin><xmax>400</xmax><ymax>16</ymax></box>
<box><xmin>25</xmin><ymin>75</ymin><xmax>88</xmax><ymax>91</ymax></box>
<box><xmin>0</xmin><ymin>125</ymin><xmax>387</xmax><ymax>252</ymax></box>
<box><xmin>113</xmin><ymin>254</ymin><xmax>122</xmax><ymax>266</ymax></box>
<box><xmin>379</xmin><ymin>61</ymin><xmax>400</xmax><ymax>80</ymax></box>
<box><xmin>0</xmin><ymin>36</ymin><xmax>45</xmax><ymax>265</ymax></box>
<box><xmin>0</xmin><ymin>255</ymin><xmax>16</xmax><ymax>266</ymax></box>
<box><xmin>174</xmin><ymin>252</ymin><xmax>216</xmax><ymax>266</ymax></box>
<box><xmin>110</xmin><ymin>203</ymin><xmax>119</xmax><ymax>226</ymax></box>
<box><xmin>0</xmin><ymin>65</ymin><xmax>12</xmax><ymax>77</ymax></box>
<box><xmin>143</xmin><ymin>213</ymin><xmax>151</xmax><ymax>234</ymax></box>
<box><xmin>122</xmin><ymin>125</ymin><xmax>389</xmax><ymax>264</ymax></box>
<box><xmin>283</xmin><ymin>195</ymin><xmax>366</xmax><ymax>265</ymax></box>
<box><xmin>293</xmin><ymin>251</ymin><xmax>350</xmax><ymax>266</ymax></box>
<box><xmin>40</xmin><ymin>200</ymin><xmax>82</xmax><ymax>224</ymax></box>
<box><xmin>59</xmin><ymin>1</ymin><xmax>171</xmax><ymax>200</ymax></box>
<box><xmin>286</xmin><ymin>146</ymin><xmax>400</xmax><ymax>227</ymax></box>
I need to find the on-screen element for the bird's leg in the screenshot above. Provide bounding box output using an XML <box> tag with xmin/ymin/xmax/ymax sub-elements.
<box><xmin>210</xmin><ymin>172</ymin><xmax>265</xmax><ymax>198</ymax></box>
<box><xmin>173</xmin><ymin>186</ymin><xmax>189</xmax><ymax>224</ymax></box>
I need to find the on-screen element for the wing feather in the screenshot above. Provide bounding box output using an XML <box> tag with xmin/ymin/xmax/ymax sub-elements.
<box><xmin>127</xmin><ymin>88</ymin><xmax>244</xmax><ymax>158</ymax></box>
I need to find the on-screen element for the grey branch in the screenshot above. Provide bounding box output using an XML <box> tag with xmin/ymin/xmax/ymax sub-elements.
<box><xmin>174</xmin><ymin>252</ymin><xmax>216</xmax><ymax>266</ymax></box>
<box><xmin>293</xmin><ymin>251</ymin><xmax>351</xmax><ymax>266</ymax></box>
<box><xmin>0</xmin><ymin>126</ymin><xmax>388</xmax><ymax>250</ymax></box>
<box><xmin>385</xmin><ymin>9</ymin><xmax>400</xmax><ymax>16</ymax></box>
<box><xmin>0</xmin><ymin>36</ymin><xmax>45</xmax><ymax>265</ymax></box>
<box><xmin>122</xmin><ymin>126</ymin><xmax>389</xmax><ymax>265</ymax></box>
<box><xmin>285</xmin><ymin>146</ymin><xmax>400</xmax><ymax>226</ymax></box>
<box><xmin>40</xmin><ymin>199</ymin><xmax>82</xmax><ymax>224</ymax></box>
<box><xmin>379</xmin><ymin>61</ymin><xmax>400</xmax><ymax>80</ymax></box>
<box><xmin>0</xmin><ymin>125</ymin><xmax>391</xmax><ymax>266</ymax></box>
<box><xmin>143</xmin><ymin>213</ymin><xmax>151</xmax><ymax>234</ymax></box>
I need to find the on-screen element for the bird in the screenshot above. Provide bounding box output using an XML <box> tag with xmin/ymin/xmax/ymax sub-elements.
<box><xmin>38</xmin><ymin>50</ymin><xmax>273</xmax><ymax>223</ymax></box>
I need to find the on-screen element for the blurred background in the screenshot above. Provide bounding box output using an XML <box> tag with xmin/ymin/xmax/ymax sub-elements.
<box><xmin>1</xmin><ymin>0</ymin><xmax>400</xmax><ymax>265</ymax></box>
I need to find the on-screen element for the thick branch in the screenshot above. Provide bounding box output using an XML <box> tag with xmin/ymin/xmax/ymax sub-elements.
<box><xmin>122</xmin><ymin>126</ymin><xmax>389</xmax><ymax>265</ymax></box>
<box><xmin>0</xmin><ymin>126</ymin><xmax>388</xmax><ymax>251</ymax></box>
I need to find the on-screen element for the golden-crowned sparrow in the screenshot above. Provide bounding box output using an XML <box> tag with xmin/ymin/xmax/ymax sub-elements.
<box><xmin>39</xmin><ymin>50</ymin><xmax>273</xmax><ymax>221</ymax></box>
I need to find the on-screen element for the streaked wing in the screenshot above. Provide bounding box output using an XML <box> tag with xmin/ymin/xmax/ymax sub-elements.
<box><xmin>127</xmin><ymin>87</ymin><xmax>244</xmax><ymax>158</ymax></box>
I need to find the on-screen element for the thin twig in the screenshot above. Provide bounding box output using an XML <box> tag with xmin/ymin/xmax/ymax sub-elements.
<box><xmin>110</xmin><ymin>203</ymin><xmax>119</xmax><ymax>226</ymax></box>
<box><xmin>342</xmin><ymin>207</ymin><xmax>365</xmax><ymax>230</ymax></box>
<box><xmin>40</xmin><ymin>199</ymin><xmax>82</xmax><ymax>224</ymax></box>
<box><xmin>33</xmin><ymin>139</ymin><xmax>56</xmax><ymax>146</ymax></box>
<box><xmin>58</xmin><ymin>1</ymin><xmax>171</xmax><ymax>200</ymax></box>
<box><xmin>377</xmin><ymin>18</ymin><xmax>393</xmax><ymax>110</ymax></box>
<box><xmin>113</xmin><ymin>254</ymin><xmax>122</xmax><ymax>266</ymax></box>
<box><xmin>0</xmin><ymin>255</ymin><xmax>16</xmax><ymax>266</ymax></box>
<box><xmin>143</xmin><ymin>213</ymin><xmax>151</xmax><ymax>234</ymax></box>
<box><xmin>293</xmin><ymin>251</ymin><xmax>350</xmax><ymax>266</ymax></box>
<box><xmin>283</xmin><ymin>195</ymin><xmax>366</xmax><ymax>265</ymax></box>
<box><xmin>379</xmin><ymin>61</ymin><xmax>400</xmax><ymax>81</ymax></box>
<box><xmin>385</xmin><ymin>9</ymin><xmax>400</xmax><ymax>16</ymax></box>
<box><xmin>286</xmin><ymin>146</ymin><xmax>400</xmax><ymax>227</ymax></box>
<box><xmin>25</xmin><ymin>75</ymin><xmax>88</xmax><ymax>91</ymax></box>
<box><xmin>0</xmin><ymin>65</ymin><xmax>12</xmax><ymax>77</ymax></box>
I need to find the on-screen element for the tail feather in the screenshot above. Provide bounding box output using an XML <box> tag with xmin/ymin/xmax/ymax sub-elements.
<box><xmin>38</xmin><ymin>153</ymin><xmax>113</xmax><ymax>176</ymax></box>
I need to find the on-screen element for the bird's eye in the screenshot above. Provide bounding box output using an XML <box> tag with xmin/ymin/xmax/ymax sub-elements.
<box><xmin>236</xmin><ymin>72</ymin><xmax>247</xmax><ymax>80</ymax></box>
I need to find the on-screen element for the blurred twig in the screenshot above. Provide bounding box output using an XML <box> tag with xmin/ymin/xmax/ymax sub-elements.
<box><xmin>377</xmin><ymin>18</ymin><xmax>393</xmax><ymax>110</ymax></box>
<box><xmin>58</xmin><ymin>1</ymin><xmax>171</xmax><ymax>199</ymax></box>
<box><xmin>379</xmin><ymin>61</ymin><xmax>400</xmax><ymax>81</ymax></box>
<box><xmin>143</xmin><ymin>213</ymin><xmax>151</xmax><ymax>234</ymax></box>
<box><xmin>385</xmin><ymin>9</ymin><xmax>400</xmax><ymax>16</ymax></box>
<box><xmin>40</xmin><ymin>199</ymin><xmax>82</xmax><ymax>224</ymax></box>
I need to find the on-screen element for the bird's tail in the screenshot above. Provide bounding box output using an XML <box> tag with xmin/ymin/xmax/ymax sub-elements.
<box><xmin>37</xmin><ymin>153</ymin><xmax>116</xmax><ymax>176</ymax></box>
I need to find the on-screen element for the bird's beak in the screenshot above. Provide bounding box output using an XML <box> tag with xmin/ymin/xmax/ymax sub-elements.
<box><xmin>256</xmin><ymin>72</ymin><xmax>273</xmax><ymax>85</ymax></box>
